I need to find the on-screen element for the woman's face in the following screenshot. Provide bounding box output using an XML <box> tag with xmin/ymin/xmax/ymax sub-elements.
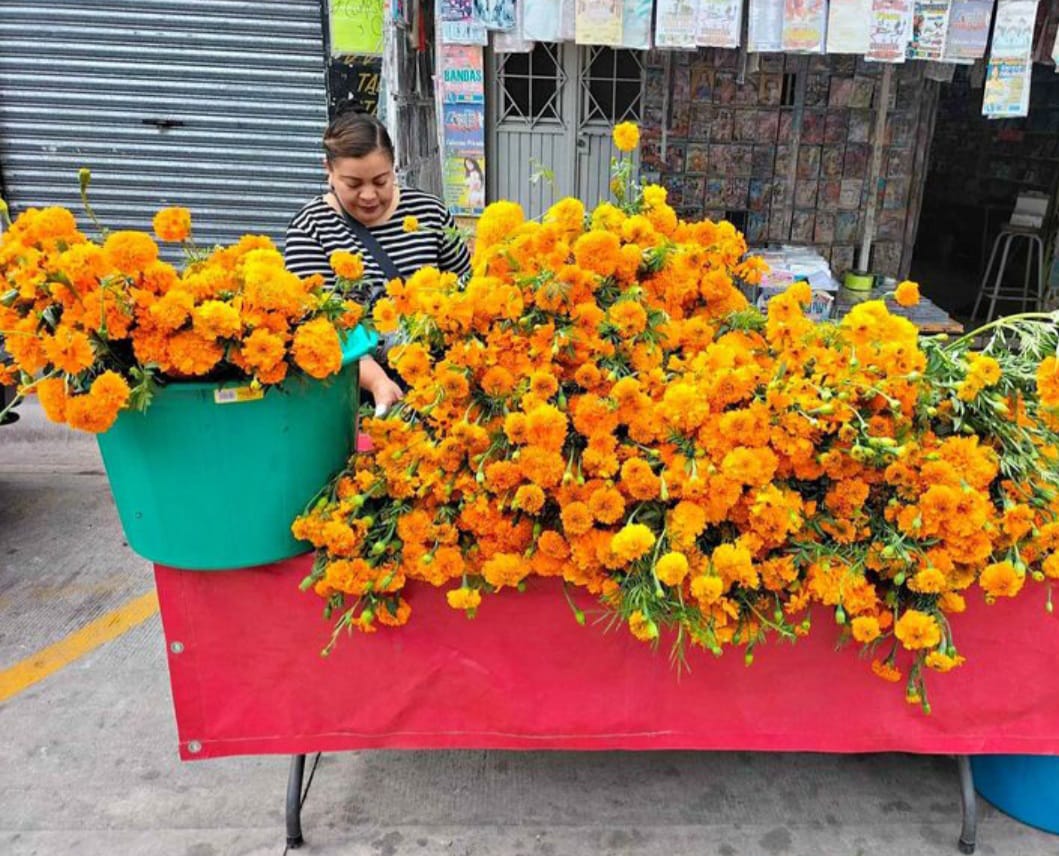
<box><xmin>327</xmin><ymin>149</ymin><xmax>396</xmax><ymax>225</ymax></box>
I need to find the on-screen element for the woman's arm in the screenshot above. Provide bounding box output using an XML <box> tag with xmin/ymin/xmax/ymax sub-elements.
<box><xmin>284</xmin><ymin>219</ymin><xmax>337</xmax><ymax>289</ymax></box>
<box><xmin>359</xmin><ymin>355</ymin><xmax>403</xmax><ymax>415</ymax></box>
<box><xmin>437</xmin><ymin>207</ymin><xmax>472</xmax><ymax>278</ymax></box>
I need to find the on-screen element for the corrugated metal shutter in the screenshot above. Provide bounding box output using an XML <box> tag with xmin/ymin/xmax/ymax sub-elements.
<box><xmin>0</xmin><ymin>0</ymin><xmax>328</xmax><ymax>248</ymax></box>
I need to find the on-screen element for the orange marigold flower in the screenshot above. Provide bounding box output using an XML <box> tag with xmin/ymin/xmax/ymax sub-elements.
<box><xmin>871</xmin><ymin>659</ymin><xmax>902</xmax><ymax>682</ymax></box>
<box><xmin>561</xmin><ymin>501</ymin><xmax>594</xmax><ymax>536</ymax></box>
<box><xmin>893</xmin><ymin>280</ymin><xmax>920</xmax><ymax>307</ymax></box>
<box><xmin>329</xmin><ymin>251</ymin><xmax>365</xmax><ymax>281</ymax></box>
<box><xmin>481</xmin><ymin>365</ymin><xmax>516</xmax><ymax>396</ymax></box>
<box><xmin>610</xmin><ymin>523</ymin><xmax>656</xmax><ymax>562</ymax></box>
<box><xmin>572</xmin><ymin>230</ymin><xmax>622</xmax><ymax>278</ymax></box>
<box><xmin>656</xmin><ymin>551</ymin><xmax>690</xmax><ymax>586</ymax></box>
<box><xmin>608</xmin><ymin>300</ymin><xmax>648</xmax><ymax>338</ymax></box>
<box><xmin>241</xmin><ymin>328</ymin><xmax>287</xmax><ymax>372</ymax></box>
<box><xmin>42</xmin><ymin>326</ymin><xmax>95</xmax><ymax>375</ymax></box>
<box><xmin>628</xmin><ymin>609</ymin><xmax>659</xmax><ymax>641</ymax></box>
<box><xmin>851</xmin><ymin>615</ymin><xmax>881</xmax><ymax>643</ymax></box>
<box><xmin>481</xmin><ymin>552</ymin><xmax>529</xmax><ymax>590</ymax></box>
<box><xmin>1037</xmin><ymin>356</ymin><xmax>1059</xmax><ymax>409</ymax></box>
<box><xmin>529</xmin><ymin>370</ymin><xmax>559</xmax><ymax>400</ymax></box>
<box><xmin>612</xmin><ymin>121</ymin><xmax>640</xmax><ymax>153</ymax></box>
<box><xmin>152</xmin><ymin>207</ymin><xmax>192</xmax><ymax>242</ymax></box>
<box><xmin>375</xmin><ymin>597</ymin><xmax>412</xmax><ymax>627</ymax></box>
<box><xmin>446</xmin><ymin>586</ymin><xmax>482</xmax><ymax>612</ymax></box>
<box><xmin>979</xmin><ymin>560</ymin><xmax>1025</xmax><ymax>599</ymax></box>
<box><xmin>513</xmin><ymin>484</ymin><xmax>546</xmax><ymax>515</ymax></box>
<box><xmin>292</xmin><ymin>317</ymin><xmax>342</xmax><ymax>379</ymax></box>
<box><xmin>165</xmin><ymin>329</ymin><xmax>224</xmax><ymax>377</ymax></box>
<box><xmin>588</xmin><ymin>486</ymin><xmax>625</xmax><ymax>524</ymax></box>
<box><xmin>620</xmin><ymin>457</ymin><xmax>660</xmax><ymax>501</ymax></box>
<box><xmin>149</xmin><ymin>288</ymin><xmax>195</xmax><ymax>332</ymax></box>
<box><xmin>893</xmin><ymin>609</ymin><xmax>942</xmax><ymax>651</ymax></box>
<box><xmin>90</xmin><ymin>370</ymin><xmax>130</xmax><ymax>413</ymax></box>
<box><xmin>64</xmin><ymin>392</ymin><xmax>119</xmax><ymax>434</ymax></box>
<box><xmin>690</xmin><ymin>574</ymin><xmax>724</xmax><ymax>605</ymax></box>
<box><xmin>642</xmin><ymin>184</ymin><xmax>667</xmax><ymax>209</ymax></box>
<box><xmin>925</xmin><ymin>651</ymin><xmax>966</xmax><ymax>673</ymax></box>
<box><xmin>192</xmin><ymin>300</ymin><xmax>242</xmax><ymax>340</ymax></box>
<box><xmin>402</xmin><ymin>215</ymin><xmax>419</xmax><ymax>233</ymax></box>
<box><xmin>35</xmin><ymin>377</ymin><xmax>68</xmax><ymax>424</ymax></box>
<box><xmin>102</xmin><ymin>230</ymin><xmax>159</xmax><ymax>274</ymax></box>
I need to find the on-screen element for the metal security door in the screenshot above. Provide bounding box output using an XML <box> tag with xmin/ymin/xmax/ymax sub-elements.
<box><xmin>0</xmin><ymin>0</ymin><xmax>328</xmax><ymax>248</ymax></box>
<box><xmin>489</xmin><ymin>43</ymin><xmax>643</xmax><ymax>219</ymax></box>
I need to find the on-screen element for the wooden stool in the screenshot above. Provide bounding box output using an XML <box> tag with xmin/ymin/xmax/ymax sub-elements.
<box><xmin>971</xmin><ymin>224</ymin><xmax>1047</xmax><ymax>323</ymax></box>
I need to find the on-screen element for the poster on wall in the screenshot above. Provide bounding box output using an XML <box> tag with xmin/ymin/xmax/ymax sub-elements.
<box><xmin>576</xmin><ymin>0</ymin><xmax>625</xmax><ymax>44</ymax></box>
<box><xmin>781</xmin><ymin>0</ymin><xmax>828</xmax><ymax>52</ymax></box>
<box><xmin>989</xmin><ymin>0</ymin><xmax>1038</xmax><ymax>56</ymax></box>
<box><xmin>907</xmin><ymin>0</ymin><xmax>952</xmax><ymax>59</ymax></box>
<box><xmin>656</xmin><ymin>0</ymin><xmax>701</xmax><ymax>48</ymax></box>
<box><xmin>440</xmin><ymin>0</ymin><xmax>489</xmax><ymax>44</ymax></box>
<box><xmin>442</xmin><ymin>103</ymin><xmax>487</xmax><ymax>216</ymax></box>
<box><xmin>495</xmin><ymin>0</ymin><xmax>535</xmax><ymax>51</ymax></box>
<box><xmin>866</xmin><ymin>0</ymin><xmax>915</xmax><ymax>61</ymax></box>
<box><xmin>524</xmin><ymin>0</ymin><xmax>561</xmax><ymax>40</ymax></box>
<box><xmin>439</xmin><ymin>43</ymin><xmax>486</xmax><ymax>103</ymax></box>
<box><xmin>983</xmin><ymin>58</ymin><xmax>1032</xmax><ymax>114</ymax></box>
<box><xmin>748</xmin><ymin>0</ymin><xmax>785</xmax><ymax>51</ymax></box>
<box><xmin>620</xmin><ymin>0</ymin><xmax>654</xmax><ymax>47</ymax></box>
<box><xmin>696</xmin><ymin>0</ymin><xmax>745</xmax><ymax>47</ymax></box>
<box><xmin>943</xmin><ymin>0</ymin><xmax>994</xmax><ymax>61</ymax></box>
<box><xmin>329</xmin><ymin>55</ymin><xmax>383</xmax><ymax>113</ymax></box>
<box><xmin>826</xmin><ymin>0</ymin><xmax>873</xmax><ymax>53</ymax></box>
<box><xmin>330</xmin><ymin>0</ymin><xmax>385</xmax><ymax>55</ymax></box>
<box><xmin>474</xmin><ymin>0</ymin><xmax>517</xmax><ymax>30</ymax></box>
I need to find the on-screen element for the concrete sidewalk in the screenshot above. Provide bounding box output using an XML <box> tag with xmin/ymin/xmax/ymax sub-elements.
<box><xmin>1</xmin><ymin>401</ymin><xmax>1057</xmax><ymax>856</ymax></box>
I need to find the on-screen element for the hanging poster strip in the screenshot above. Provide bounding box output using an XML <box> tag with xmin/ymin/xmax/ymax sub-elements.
<box><xmin>438</xmin><ymin>44</ymin><xmax>486</xmax><ymax>216</ymax></box>
<box><xmin>474</xmin><ymin>0</ymin><xmax>517</xmax><ymax>30</ymax></box>
<box><xmin>524</xmin><ymin>0</ymin><xmax>561</xmax><ymax>40</ymax></box>
<box><xmin>982</xmin><ymin>0</ymin><xmax>1039</xmax><ymax>117</ymax></box>
<box><xmin>1053</xmin><ymin>22</ymin><xmax>1059</xmax><ymax>67</ymax></box>
<box><xmin>620</xmin><ymin>0</ymin><xmax>654</xmax><ymax>48</ymax></box>
<box><xmin>656</xmin><ymin>0</ymin><xmax>702</xmax><ymax>48</ymax></box>
<box><xmin>560</xmin><ymin>0</ymin><xmax>577</xmax><ymax>39</ymax></box>
<box><xmin>330</xmin><ymin>0</ymin><xmax>386</xmax><ymax>55</ymax></box>
<box><xmin>495</xmin><ymin>0</ymin><xmax>535</xmax><ymax>50</ymax></box>
<box><xmin>748</xmin><ymin>0</ymin><xmax>785</xmax><ymax>51</ymax></box>
<box><xmin>826</xmin><ymin>0</ymin><xmax>873</xmax><ymax>53</ymax></box>
<box><xmin>866</xmin><ymin>0</ymin><xmax>915</xmax><ymax>61</ymax></box>
<box><xmin>907</xmin><ymin>0</ymin><xmax>952</xmax><ymax>59</ymax></box>
<box><xmin>696</xmin><ymin>0</ymin><xmax>745</xmax><ymax>47</ymax></box>
<box><xmin>576</xmin><ymin>0</ymin><xmax>625</xmax><ymax>44</ymax></box>
<box><xmin>781</xmin><ymin>0</ymin><xmax>828</xmax><ymax>51</ymax></box>
<box><xmin>942</xmin><ymin>0</ymin><xmax>994</xmax><ymax>61</ymax></box>
<box><xmin>440</xmin><ymin>0</ymin><xmax>488</xmax><ymax>44</ymax></box>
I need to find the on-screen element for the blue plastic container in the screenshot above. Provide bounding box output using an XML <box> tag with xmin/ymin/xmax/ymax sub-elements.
<box><xmin>97</xmin><ymin>326</ymin><xmax>377</xmax><ymax>571</ymax></box>
<box><xmin>972</xmin><ymin>754</ymin><xmax>1059</xmax><ymax>835</ymax></box>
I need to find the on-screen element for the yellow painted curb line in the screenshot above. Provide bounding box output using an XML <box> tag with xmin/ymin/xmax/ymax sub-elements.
<box><xmin>0</xmin><ymin>589</ymin><xmax>159</xmax><ymax>703</ymax></box>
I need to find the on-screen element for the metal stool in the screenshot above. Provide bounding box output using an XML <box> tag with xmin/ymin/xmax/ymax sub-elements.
<box><xmin>971</xmin><ymin>224</ymin><xmax>1047</xmax><ymax>323</ymax></box>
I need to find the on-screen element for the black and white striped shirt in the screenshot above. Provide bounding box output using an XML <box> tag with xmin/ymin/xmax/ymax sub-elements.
<box><xmin>284</xmin><ymin>188</ymin><xmax>471</xmax><ymax>305</ymax></box>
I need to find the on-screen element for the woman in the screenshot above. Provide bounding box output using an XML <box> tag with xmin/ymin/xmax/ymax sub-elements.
<box><xmin>285</xmin><ymin>103</ymin><xmax>471</xmax><ymax>414</ymax></box>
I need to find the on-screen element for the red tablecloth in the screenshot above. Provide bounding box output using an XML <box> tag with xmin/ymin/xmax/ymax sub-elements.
<box><xmin>154</xmin><ymin>556</ymin><xmax>1059</xmax><ymax>761</ymax></box>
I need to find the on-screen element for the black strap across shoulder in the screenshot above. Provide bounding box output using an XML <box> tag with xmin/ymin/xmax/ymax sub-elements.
<box><xmin>334</xmin><ymin>198</ymin><xmax>402</xmax><ymax>282</ymax></box>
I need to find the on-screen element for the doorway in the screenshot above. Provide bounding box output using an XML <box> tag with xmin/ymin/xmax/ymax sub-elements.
<box><xmin>487</xmin><ymin>43</ymin><xmax>644</xmax><ymax>218</ymax></box>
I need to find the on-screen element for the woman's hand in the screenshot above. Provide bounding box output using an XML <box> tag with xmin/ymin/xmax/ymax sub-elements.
<box><xmin>360</xmin><ymin>356</ymin><xmax>403</xmax><ymax>416</ymax></box>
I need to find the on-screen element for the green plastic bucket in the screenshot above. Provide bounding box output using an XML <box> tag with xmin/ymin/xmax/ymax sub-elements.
<box><xmin>97</xmin><ymin>326</ymin><xmax>377</xmax><ymax>570</ymax></box>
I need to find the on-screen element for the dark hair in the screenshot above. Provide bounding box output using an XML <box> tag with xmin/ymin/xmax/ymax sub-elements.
<box><xmin>464</xmin><ymin>157</ymin><xmax>483</xmax><ymax>178</ymax></box>
<box><xmin>323</xmin><ymin>101</ymin><xmax>394</xmax><ymax>163</ymax></box>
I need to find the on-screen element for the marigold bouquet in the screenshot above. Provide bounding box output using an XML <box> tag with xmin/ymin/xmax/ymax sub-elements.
<box><xmin>0</xmin><ymin>180</ymin><xmax>366</xmax><ymax>433</ymax></box>
<box><xmin>294</xmin><ymin>126</ymin><xmax>1059</xmax><ymax>710</ymax></box>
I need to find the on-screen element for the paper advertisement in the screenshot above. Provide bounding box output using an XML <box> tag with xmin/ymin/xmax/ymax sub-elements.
<box><xmin>442</xmin><ymin>103</ymin><xmax>487</xmax><ymax>216</ymax></box>
<box><xmin>826</xmin><ymin>0</ymin><xmax>873</xmax><ymax>53</ymax></box>
<box><xmin>474</xmin><ymin>0</ymin><xmax>516</xmax><ymax>30</ymax></box>
<box><xmin>329</xmin><ymin>0</ymin><xmax>385</xmax><ymax>55</ymax></box>
<box><xmin>907</xmin><ymin>0</ymin><xmax>952</xmax><ymax>59</ymax></box>
<box><xmin>748</xmin><ymin>0</ymin><xmax>785</xmax><ymax>51</ymax></box>
<box><xmin>983</xmin><ymin>58</ymin><xmax>1032</xmax><ymax>115</ymax></box>
<box><xmin>656</xmin><ymin>0</ymin><xmax>701</xmax><ymax>48</ymax></box>
<box><xmin>1053</xmin><ymin>21</ymin><xmax>1059</xmax><ymax>66</ymax></box>
<box><xmin>781</xmin><ymin>0</ymin><xmax>828</xmax><ymax>52</ymax></box>
<box><xmin>866</xmin><ymin>0</ymin><xmax>915</xmax><ymax>61</ymax></box>
<box><xmin>576</xmin><ymin>0</ymin><xmax>625</xmax><ymax>44</ymax></box>
<box><xmin>495</xmin><ymin>0</ymin><xmax>535</xmax><ymax>51</ymax></box>
<box><xmin>620</xmin><ymin>0</ymin><xmax>654</xmax><ymax>47</ymax></box>
<box><xmin>440</xmin><ymin>0</ymin><xmax>488</xmax><ymax>44</ymax></box>
<box><xmin>439</xmin><ymin>45</ymin><xmax>485</xmax><ymax>108</ymax></box>
<box><xmin>696</xmin><ymin>0</ymin><xmax>745</xmax><ymax>46</ymax></box>
<box><xmin>989</xmin><ymin>0</ymin><xmax>1038</xmax><ymax>56</ymax></box>
<box><xmin>943</xmin><ymin>0</ymin><xmax>994</xmax><ymax>61</ymax></box>
<box><xmin>524</xmin><ymin>0</ymin><xmax>561</xmax><ymax>40</ymax></box>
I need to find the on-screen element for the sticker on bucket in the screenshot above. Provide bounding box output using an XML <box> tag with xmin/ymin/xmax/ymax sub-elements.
<box><xmin>213</xmin><ymin>385</ymin><xmax>264</xmax><ymax>405</ymax></box>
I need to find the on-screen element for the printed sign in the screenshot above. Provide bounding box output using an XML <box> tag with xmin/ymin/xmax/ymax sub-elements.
<box><xmin>329</xmin><ymin>0</ymin><xmax>385</xmax><ymax>55</ymax></box>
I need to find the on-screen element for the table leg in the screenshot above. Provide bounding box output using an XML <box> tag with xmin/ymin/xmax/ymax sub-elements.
<box><xmin>286</xmin><ymin>753</ymin><xmax>307</xmax><ymax>848</ymax></box>
<box><xmin>957</xmin><ymin>754</ymin><xmax>977</xmax><ymax>854</ymax></box>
